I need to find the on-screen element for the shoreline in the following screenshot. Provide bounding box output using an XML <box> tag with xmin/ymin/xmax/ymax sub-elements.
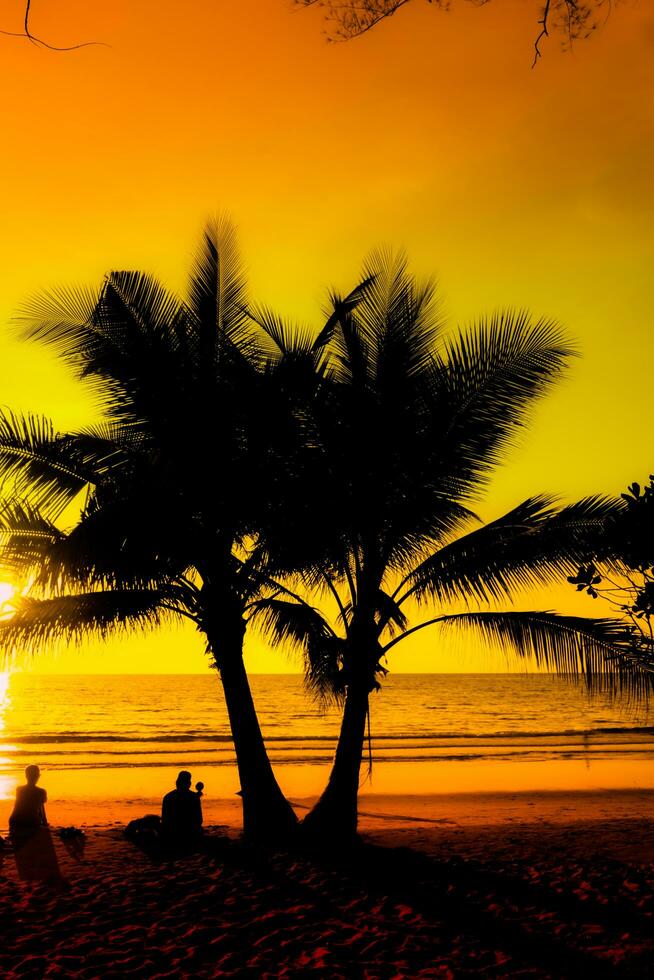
<box><xmin>3</xmin><ymin>785</ymin><xmax>654</xmax><ymax>836</ymax></box>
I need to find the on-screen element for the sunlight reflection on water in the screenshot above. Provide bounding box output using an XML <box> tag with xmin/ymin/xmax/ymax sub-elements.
<box><xmin>0</xmin><ymin>671</ymin><xmax>9</xmax><ymax>734</ymax></box>
<box><xmin>0</xmin><ymin>674</ymin><xmax>13</xmax><ymax>800</ymax></box>
<box><xmin>0</xmin><ymin>773</ymin><xmax>13</xmax><ymax>801</ymax></box>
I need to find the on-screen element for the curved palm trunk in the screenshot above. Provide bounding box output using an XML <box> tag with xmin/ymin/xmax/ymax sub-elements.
<box><xmin>302</xmin><ymin>678</ymin><xmax>370</xmax><ymax>841</ymax></box>
<box><xmin>208</xmin><ymin>620</ymin><xmax>298</xmax><ymax>841</ymax></box>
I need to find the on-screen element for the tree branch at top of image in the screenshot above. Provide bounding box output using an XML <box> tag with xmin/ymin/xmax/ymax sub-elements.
<box><xmin>296</xmin><ymin>0</ymin><xmax>616</xmax><ymax>65</ymax></box>
<box><xmin>0</xmin><ymin>0</ymin><xmax>106</xmax><ymax>51</ymax></box>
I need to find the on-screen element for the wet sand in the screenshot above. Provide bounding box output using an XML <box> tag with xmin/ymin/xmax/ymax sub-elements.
<box><xmin>1</xmin><ymin>791</ymin><xmax>653</xmax><ymax>978</ymax></box>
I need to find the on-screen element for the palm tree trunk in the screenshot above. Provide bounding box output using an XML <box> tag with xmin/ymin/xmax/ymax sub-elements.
<box><xmin>210</xmin><ymin>625</ymin><xmax>298</xmax><ymax>841</ymax></box>
<box><xmin>302</xmin><ymin>678</ymin><xmax>370</xmax><ymax>841</ymax></box>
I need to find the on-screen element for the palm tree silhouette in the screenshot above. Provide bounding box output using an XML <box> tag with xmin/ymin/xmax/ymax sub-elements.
<box><xmin>0</xmin><ymin>221</ymin><xmax>301</xmax><ymax>839</ymax></box>
<box><xmin>1</xmin><ymin>240</ymin><xmax>648</xmax><ymax>842</ymax></box>
<box><xmin>251</xmin><ymin>250</ymin><xmax>650</xmax><ymax>841</ymax></box>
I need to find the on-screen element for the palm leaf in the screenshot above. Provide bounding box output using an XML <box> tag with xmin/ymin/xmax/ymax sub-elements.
<box><xmin>313</xmin><ymin>273</ymin><xmax>376</xmax><ymax>350</ymax></box>
<box><xmin>187</xmin><ymin>217</ymin><xmax>253</xmax><ymax>356</ymax></box>
<box><xmin>249</xmin><ymin>597</ymin><xmax>345</xmax><ymax>703</ymax></box>
<box><xmin>16</xmin><ymin>275</ymin><xmax>188</xmax><ymax>425</ymax></box>
<box><xmin>0</xmin><ymin>588</ymin><xmax>185</xmax><ymax>658</ymax></box>
<box><xmin>246</xmin><ymin>303</ymin><xmax>318</xmax><ymax>359</ymax></box>
<box><xmin>426</xmin><ymin>311</ymin><xmax>576</xmax><ymax>500</ymax></box>
<box><xmin>356</xmin><ymin>247</ymin><xmax>443</xmax><ymax>383</ymax></box>
<box><xmin>403</xmin><ymin>495</ymin><xmax>624</xmax><ymax>606</ymax></box>
<box><xmin>33</xmin><ymin>487</ymin><xmax>197</xmax><ymax>595</ymax></box>
<box><xmin>15</xmin><ymin>282</ymin><xmax>102</xmax><ymax>351</ymax></box>
<box><xmin>0</xmin><ymin>411</ymin><xmax>97</xmax><ymax>515</ymax></box>
<box><xmin>0</xmin><ymin>499</ymin><xmax>63</xmax><ymax>575</ymax></box>
<box><xmin>433</xmin><ymin>611</ymin><xmax>654</xmax><ymax>696</ymax></box>
<box><xmin>374</xmin><ymin>588</ymin><xmax>408</xmax><ymax>636</ymax></box>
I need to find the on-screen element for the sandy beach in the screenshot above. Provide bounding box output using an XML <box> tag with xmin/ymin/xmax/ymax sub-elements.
<box><xmin>2</xmin><ymin>790</ymin><xmax>653</xmax><ymax>978</ymax></box>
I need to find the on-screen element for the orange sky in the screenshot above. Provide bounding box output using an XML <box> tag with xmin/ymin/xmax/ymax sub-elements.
<box><xmin>0</xmin><ymin>0</ymin><xmax>652</xmax><ymax>672</ymax></box>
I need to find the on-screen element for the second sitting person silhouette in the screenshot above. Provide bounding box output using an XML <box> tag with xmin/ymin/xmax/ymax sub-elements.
<box><xmin>161</xmin><ymin>770</ymin><xmax>203</xmax><ymax>847</ymax></box>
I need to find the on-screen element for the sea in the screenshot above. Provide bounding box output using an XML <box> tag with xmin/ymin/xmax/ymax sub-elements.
<box><xmin>1</xmin><ymin>673</ymin><xmax>653</xmax><ymax>823</ymax></box>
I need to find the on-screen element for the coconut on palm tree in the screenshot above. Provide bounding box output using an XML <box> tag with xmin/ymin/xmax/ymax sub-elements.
<box><xmin>251</xmin><ymin>251</ymin><xmax>650</xmax><ymax>841</ymax></box>
<box><xmin>0</xmin><ymin>220</ymin><xmax>305</xmax><ymax>840</ymax></box>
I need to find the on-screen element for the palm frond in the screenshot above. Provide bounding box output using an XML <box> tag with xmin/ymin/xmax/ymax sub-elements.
<box><xmin>95</xmin><ymin>272</ymin><xmax>194</xmax><ymax>425</ymax></box>
<box><xmin>187</xmin><ymin>216</ymin><xmax>252</xmax><ymax>354</ymax></box>
<box><xmin>15</xmin><ymin>282</ymin><xmax>101</xmax><ymax>349</ymax></box>
<box><xmin>101</xmin><ymin>271</ymin><xmax>185</xmax><ymax>351</ymax></box>
<box><xmin>249</xmin><ymin>597</ymin><xmax>345</xmax><ymax>703</ymax></box>
<box><xmin>318</xmin><ymin>245</ymin><xmax>441</xmax><ymax>390</ymax></box>
<box><xmin>71</xmin><ymin>423</ymin><xmax>148</xmax><ymax>479</ymax></box>
<box><xmin>15</xmin><ymin>276</ymin><xmax>188</xmax><ymax>424</ymax></box>
<box><xmin>383</xmin><ymin>499</ymin><xmax>482</xmax><ymax>576</ymax></box>
<box><xmin>0</xmin><ymin>499</ymin><xmax>63</xmax><ymax>575</ymax></box>
<box><xmin>403</xmin><ymin>495</ymin><xmax>623</xmax><ymax>606</ymax></box>
<box><xmin>0</xmin><ymin>588</ymin><xmax>184</xmax><ymax>658</ymax></box>
<box><xmin>17</xmin><ymin>278</ymin><xmax>150</xmax><ymax>407</ymax></box>
<box><xmin>313</xmin><ymin>274</ymin><xmax>376</xmax><ymax>350</ymax></box>
<box><xmin>375</xmin><ymin>588</ymin><xmax>408</xmax><ymax>636</ymax></box>
<box><xmin>33</xmin><ymin>487</ymin><xmax>198</xmax><ymax>595</ymax></box>
<box><xmin>358</xmin><ymin>247</ymin><xmax>443</xmax><ymax>383</ymax></box>
<box><xmin>324</xmin><ymin>305</ymin><xmax>371</xmax><ymax>388</ymax></box>
<box><xmin>428</xmin><ymin>311</ymin><xmax>576</xmax><ymax>499</ymax></box>
<box><xmin>246</xmin><ymin>302</ymin><xmax>323</xmax><ymax>370</ymax></box>
<box><xmin>434</xmin><ymin>610</ymin><xmax>654</xmax><ymax>696</ymax></box>
<box><xmin>0</xmin><ymin>410</ymin><xmax>96</xmax><ymax>515</ymax></box>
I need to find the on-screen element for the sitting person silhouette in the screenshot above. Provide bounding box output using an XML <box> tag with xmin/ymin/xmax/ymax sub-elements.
<box><xmin>161</xmin><ymin>770</ymin><xmax>203</xmax><ymax>846</ymax></box>
<box><xmin>9</xmin><ymin>765</ymin><xmax>48</xmax><ymax>830</ymax></box>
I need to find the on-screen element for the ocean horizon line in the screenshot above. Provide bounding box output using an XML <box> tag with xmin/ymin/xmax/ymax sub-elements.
<box><xmin>4</xmin><ymin>670</ymin><xmax>570</xmax><ymax>678</ymax></box>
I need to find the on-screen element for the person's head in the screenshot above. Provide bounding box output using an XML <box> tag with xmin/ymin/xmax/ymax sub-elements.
<box><xmin>176</xmin><ymin>770</ymin><xmax>192</xmax><ymax>790</ymax></box>
<box><xmin>25</xmin><ymin>765</ymin><xmax>40</xmax><ymax>786</ymax></box>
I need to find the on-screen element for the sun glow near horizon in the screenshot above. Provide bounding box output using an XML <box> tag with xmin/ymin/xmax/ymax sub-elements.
<box><xmin>0</xmin><ymin>667</ymin><xmax>10</xmax><ymax>742</ymax></box>
<box><xmin>0</xmin><ymin>580</ymin><xmax>18</xmax><ymax>631</ymax></box>
<box><xmin>0</xmin><ymin>670</ymin><xmax>11</xmax><ymax>802</ymax></box>
<box><xmin>0</xmin><ymin>582</ymin><xmax>18</xmax><ymax>682</ymax></box>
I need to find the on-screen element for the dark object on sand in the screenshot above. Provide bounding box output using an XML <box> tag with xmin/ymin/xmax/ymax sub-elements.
<box><xmin>58</xmin><ymin>825</ymin><xmax>86</xmax><ymax>861</ymax></box>
<box><xmin>58</xmin><ymin>826</ymin><xmax>86</xmax><ymax>840</ymax></box>
<box><xmin>125</xmin><ymin>814</ymin><xmax>162</xmax><ymax>847</ymax></box>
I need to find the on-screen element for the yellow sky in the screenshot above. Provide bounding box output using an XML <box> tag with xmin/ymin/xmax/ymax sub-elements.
<box><xmin>0</xmin><ymin>0</ymin><xmax>652</xmax><ymax>672</ymax></box>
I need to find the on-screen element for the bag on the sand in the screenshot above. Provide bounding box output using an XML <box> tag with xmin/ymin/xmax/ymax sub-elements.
<box><xmin>124</xmin><ymin>814</ymin><xmax>162</xmax><ymax>848</ymax></box>
<box><xmin>58</xmin><ymin>826</ymin><xmax>86</xmax><ymax>841</ymax></box>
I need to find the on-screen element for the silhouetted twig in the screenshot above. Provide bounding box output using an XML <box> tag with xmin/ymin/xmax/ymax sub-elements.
<box><xmin>532</xmin><ymin>0</ymin><xmax>552</xmax><ymax>67</ymax></box>
<box><xmin>0</xmin><ymin>0</ymin><xmax>107</xmax><ymax>51</ymax></box>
